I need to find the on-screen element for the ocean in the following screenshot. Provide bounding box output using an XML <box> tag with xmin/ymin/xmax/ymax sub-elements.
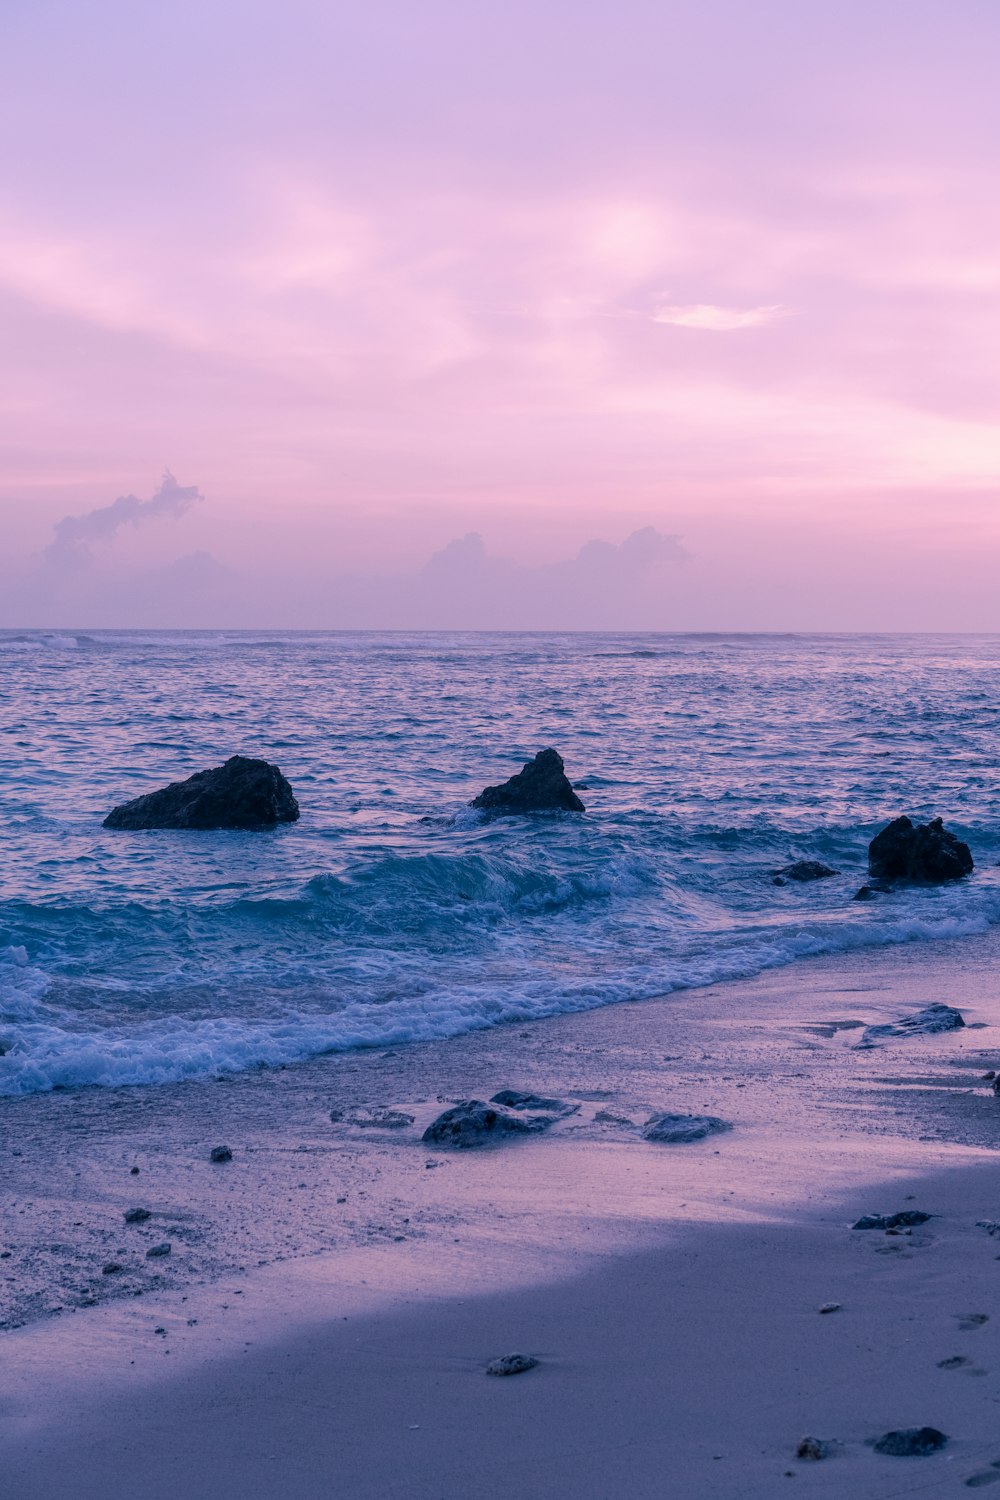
<box><xmin>2</xmin><ymin>629</ymin><xmax>998</xmax><ymax>1096</ymax></box>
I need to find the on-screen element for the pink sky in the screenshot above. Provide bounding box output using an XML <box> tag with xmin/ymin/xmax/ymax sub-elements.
<box><xmin>2</xmin><ymin>0</ymin><xmax>999</xmax><ymax>627</ymax></box>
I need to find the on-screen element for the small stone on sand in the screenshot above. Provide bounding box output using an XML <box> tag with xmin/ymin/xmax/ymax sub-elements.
<box><xmin>796</xmin><ymin>1437</ymin><xmax>830</xmax><ymax>1461</ymax></box>
<box><xmin>145</xmin><ymin>1242</ymin><xmax>171</xmax><ymax>1259</ymax></box>
<box><xmin>124</xmin><ymin>1208</ymin><xmax>151</xmax><ymax>1224</ymax></box>
<box><xmin>818</xmin><ymin>1302</ymin><xmax>841</xmax><ymax>1314</ymax></box>
<box><xmin>486</xmin><ymin>1353</ymin><xmax>538</xmax><ymax>1377</ymax></box>
<box><xmin>873</xmin><ymin>1427</ymin><xmax>948</xmax><ymax>1456</ymax></box>
<box><xmin>210</xmin><ymin>1146</ymin><xmax>233</xmax><ymax>1163</ymax></box>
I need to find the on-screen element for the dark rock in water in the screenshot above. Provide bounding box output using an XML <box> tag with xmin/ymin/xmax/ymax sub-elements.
<box><xmin>209</xmin><ymin>1145</ymin><xmax>233</xmax><ymax>1163</ymax></box>
<box><xmin>642</xmin><ymin>1113</ymin><xmax>732</xmax><ymax>1144</ymax></box>
<box><xmin>858</xmin><ymin>1004</ymin><xmax>964</xmax><ymax>1047</ymax></box>
<box><xmin>853</xmin><ymin>884</ymin><xmax>880</xmax><ymax>901</ymax></box>
<box><xmin>422</xmin><ymin>1099</ymin><xmax>554</xmax><ymax>1148</ymax></box>
<box><xmin>486</xmin><ymin>1353</ymin><xmax>538</xmax><ymax>1377</ymax></box>
<box><xmin>873</xmin><ymin>1427</ymin><xmax>948</xmax><ymax>1457</ymax></box>
<box><xmin>124</xmin><ymin>1207</ymin><xmax>151</xmax><ymax>1224</ymax></box>
<box><xmin>868</xmin><ymin>816</ymin><xmax>973</xmax><ymax>883</ymax></box>
<box><xmin>103</xmin><ymin>755</ymin><xmax>299</xmax><ymax>831</ymax></box>
<box><xmin>471</xmin><ymin>748</ymin><xmax>585</xmax><ymax>815</ymax></box>
<box><xmin>852</xmin><ymin>1210</ymin><xmax>932</xmax><ymax>1231</ymax></box>
<box><xmin>145</xmin><ymin>1242</ymin><xmax>171</xmax><ymax>1259</ymax></box>
<box><xmin>796</xmin><ymin>1437</ymin><xmax>831</xmax><ymax>1461</ymax></box>
<box><xmin>774</xmin><ymin>860</ymin><xmax>838</xmax><ymax>883</ymax></box>
<box><xmin>489</xmin><ymin>1090</ymin><xmax>580</xmax><ymax>1119</ymax></box>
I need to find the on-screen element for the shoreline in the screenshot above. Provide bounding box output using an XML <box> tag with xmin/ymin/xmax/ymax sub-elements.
<box><xmin>4</xmin><ymin>926</ymin><xmax>1000</xmax><ymax>1493</ymax></box>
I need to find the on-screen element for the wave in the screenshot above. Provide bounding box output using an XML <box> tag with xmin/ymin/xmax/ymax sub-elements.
<box><xmin>2</xmin><ymin>887</ymin><xmax>998</xmax><ymax>1096</ymax></box>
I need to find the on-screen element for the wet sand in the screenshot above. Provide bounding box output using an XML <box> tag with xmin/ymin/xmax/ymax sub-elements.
<box><xmin>4</xmin><ymin>928</ymin><xmax>1000</xmax><ymax>1496</ymax></box>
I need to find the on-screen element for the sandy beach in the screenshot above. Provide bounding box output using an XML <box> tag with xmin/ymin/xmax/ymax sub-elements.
<box><xmin>4</xmin><ymin>926</ymin><xmax>1000</xmax><ymax>1496</ymax></box>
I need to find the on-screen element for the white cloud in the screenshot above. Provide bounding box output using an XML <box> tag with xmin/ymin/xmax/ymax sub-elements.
<box><xmin>653</xmin><ymin>302</ymin><xmax>786</xmax><ymax>331</ymax></box>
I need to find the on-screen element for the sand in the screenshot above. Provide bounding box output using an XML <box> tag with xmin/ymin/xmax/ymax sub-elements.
<box><xmin>4</xmin><ymin>928</ymin><xmax>1000</xmax><ymax>1496</ymax></box>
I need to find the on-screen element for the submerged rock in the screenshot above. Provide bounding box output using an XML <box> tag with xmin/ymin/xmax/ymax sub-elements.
<box><xmin>422</xmin><ymin>1100</ymin><xmax>554</xmax><ymax>1148</ymax></box>
<box><xmin>489</xmin><ymin>1090</ymin><xmax>580</xmax><ymax>1119</ymax></box>
<box><xmin>852</xmin><ymin>1210</ymin><xmax>932</xmax><ymax>1231</ymax></box>
<box><xmin>471</xmin><ymin>748</ymin><xmax>585</xmax><ymax>815</ymax></box>
<box><xmin>873</xmin><ymin>1427</ymin><xmax>948</xmax><ymax>1457</ymax></box>
<box><xmin>858</xmin><ymin>1003</ymin><xmax>964</xmax><ymax>1047</ymax></box>
<box><xmin>868</xmin><ymin>816</ymin><xmax>973</xmax><ymax>883</ymax></box>
<box><xmin>103</xmin><ymin>755</ymin><xmax>299</xmax><ymax>831</ymax></box>
<box><xmin>486</xmin><ymin>1353</ymin><xmax>538</xmax><ymax>1377</ymax></box>
<box><xmin>774</xmin><ymin>860</ymin><xmax>838</xmax><ymax>883</ymax></box>
<box><xmin>642</xmin><ymin>1113</ymin><xmax>732</xmax><ymax>1144</ymax></box>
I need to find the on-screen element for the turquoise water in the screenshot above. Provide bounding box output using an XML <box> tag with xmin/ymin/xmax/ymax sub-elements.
<box><xmin>2</xmin><ymin>629</ymin><xmax>999</xmax><ymax>1095</ymax></box>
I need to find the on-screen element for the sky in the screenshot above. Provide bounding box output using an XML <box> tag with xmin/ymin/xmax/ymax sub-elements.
<box><xmin>1</xmin><ymin>0</ymin><xmax>999</xmax><ymax>629</ymax></box>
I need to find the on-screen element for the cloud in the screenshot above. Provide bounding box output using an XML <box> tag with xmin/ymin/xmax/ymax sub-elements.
<box><xmin>44</xmin><ymin>472</ymin><xmax>204</xmax><ymax>567</ymax></box>
<box><xmin>652</xmin><ymin>303</ymin><xmax>786</xmax><ymax>331</ymax></box>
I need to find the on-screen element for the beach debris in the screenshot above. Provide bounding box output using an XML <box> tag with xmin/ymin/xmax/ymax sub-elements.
<box><xmin>124</xmin><ymin>1207</ymin><xmax>151</xmax><ymax>1224</ymax></box>
<box><xmin>958</xmin><ymin>1313</ymin><xmax>990</xmax><ymax>1330</ymax></box>
<box><xmin>470</xmin><ymin>748</ymin><xmax>585</xmax><ymax>815</ymax></box>
<box><xmin>868</xmin><ymin>816</ymin><xmax>973</xmax><ymax>883</ymax></box>
<box><xmin>873</xmin><ymin>1427</ymin><xmax>948</xmax><ymax>1457</ymax></box>
<box><xmin>145</xmin><ymin>1242</ymin><xmax>172</xmax><ymax>1259</ymax></box>
<box><xmin>642</xmin><ymin>1113</ymin><xmax>732</xmax><ymax>1144</ymax></box>
<box><xmin>818</xmin><ymin>1302</ymin><xmax>841</xmax><ymax>1314</ymax></box>
<box><xmin>976</xmin><ymin>1221</ymin><xmax>1000</xmax><ymax>1237</ymax></box>
<box><xmin>937</xmin><ymin>1356</ymin><xmax>970</xmax><ymax>1369</ymax></box>
<box><xmin>851</xmin><ymin>1210</ymin><xmax>932</xmax><ymax>1231</ymax></box>
<box><xmin>422</xmin><ymin>1100</ymin><xmax>554</xmax><ymax>1148</ymax></box>
<box><xmin>796</xmin><ymin>1437</ymin><xmax>831</xmax><ymax>1461</ymax></box>
<box><xmin>773</xmin><ymin>861</ymin><xmax>838</xmax><ymax>884</ymax></box>
<box><xmin>857</xmin><ymin>1003</ymin><xmax>964</xmax><ymax>1048</ymax></box>
<box><xmin>486</xmin><ymin>1353</ymin><xmax>538</xmax><ymax>1377</ymax></box>
<box><xmin>489</xmin><ymin>1090</ymin><xmax>580</xmax><ymax>1119</ymax></box>
<box><xmin>101</xmin><ymin>1262</ymin><xmax>124</xmax><ymax>1275</ymax></box>
<box><xmin>103</xmin><ymin>755</ymin><xmax>299</xmax><ymax>831</ymax></box>
<box><xmin>209</xmin><ymin>1145</ymin><xmax>233</xmax><ymax>1163</ymax></box>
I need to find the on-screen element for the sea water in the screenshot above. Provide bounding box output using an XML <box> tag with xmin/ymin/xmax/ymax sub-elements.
<box><xmin>2</xmin><ymin>630</ymin><xmax>998</xmax><ymax>1095</ymax></box>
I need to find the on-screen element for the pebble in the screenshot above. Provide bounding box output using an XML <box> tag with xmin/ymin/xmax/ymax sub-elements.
<box><xmin>102</xmin><ymin>1262</ymin><xmax>124</xmax><ymax>1276</ymax></box>
<box><xmin>124</xmin><ymin>1208</ymin><xmax>151</xmax><ymax>1224</ymax></box>
<box><xmin>210</xmin><ymin>1146</ymin><xmax>233</xmax><ymax>1163</ymax></box>
<box><xmin>818</xmin><ymin>1303</ymin><xmax>841</xmax><ymax>1314</ymax></box>
<box><xmin>145</xmin><ymin>1242</ymin><xmax>172</xmax><ymax>1259</ymax></box>
<box><xmin>796</xmin><ymin>1437</ymin><xmax>830</xmax><ymax>1461</ymax></box>
<box><xmin>486</xmin><ymin>1353</ymin><xmax>538</xmax><ymax>1377</ymax></box>
<box><xmin>873</xmin><ymin>1427</ymin><xmax>948</xmax><ymax>1457</ymax></box>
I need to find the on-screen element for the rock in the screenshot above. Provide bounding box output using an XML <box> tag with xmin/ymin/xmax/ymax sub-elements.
<box><xmin>489</xmin><ymin>1090</ymin><xmax>580</xmax><ymax>1119</ymax></box>
<box><xmin>873</xmin><ymin>1427</ymin><xmax>948</xmax><ymax>1457</ymax></box>
<box><xmin>101</xmin><ymin>1262</ymin><xmax>124</xmax><ymax>1275</ymax></box>
<box><xmin>124</xmin><ymin>1208</ymin><xmax>151</xmax><ymax>1224</ymax></box>
<box><xmin>853</xmin><ymin>885</ymin><xmax>880</xmax><ymax>901</ymax></box>
<box><xmin>103</xmin><ymin>755</ymin><xmax>299</xmax><ymax>831</ymax></box>
<box><xmin>486</xmin><ymin>1353</ymin><xmax>538</xmax><ymax>1377</ymax></box>
<box><xmin>818</xmin><ymin>1302</ymin><xmax>841</xmax><ymax>1314</ymax></box>
<box><xmin>209</xmin><ymin>1146</ymin><xmax>233</xmax><ymax>1163</ymax></box>
<box><xmin>341</xmin><ymin>1109</ymin><xmax>415</xmax><ymax>1130</ymax></box>
<box><xmin>642</xmin><ymin>1113</ymin><xmax>732</xmax><ymax>1144</ymax></box>
<box><xmin>975</xmin><ymin>1221</ymin><xmax>1000</xmax><ymax>1237</ymax></box>
<box><xmin>858</xmin><ymin>1004</ymin><xmax>964</xmax><ymax>1047</ymax></box>
<box><xmin>470</xmin><ymin>748</ymin><xmax>585</xmax><ymax>815</ymax></box>
<box><xmin>868</xmin><ymin>816</ymin><xmax>973</xmax><ymax>883</ymax></box>
<box><xmin>145</xmin><ymin>1242</ymin><xmax>171</xmax><ymax>1259</ymax></box>
<box><xmin>422</xmin><ymin>1100</ymin><xmax>554</xmax><ymax>1148</ymax></box>
<box><xmin>852</xmin><ymin>1210</ymin><xmax>932</xmax><ymax>1230</ymax></box>
<box><xmin>130</xmin><ymin>1166</ymin><xmax>140</xmax><ymax>1175</ymax></box>
<box><xmin>774</xmin><ymin>861</ymin><xmax>838</xmax><ymax>883</ymax></box>
<box><xmin>594</xmin><ymin>1109</ymin><xmax>636</xmax><ymax>1126</ymax></box>
<box><xmin>796</xmin><ymin>1437</ymin><xmax>830</xmax><ymax>1461</ymax></box>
